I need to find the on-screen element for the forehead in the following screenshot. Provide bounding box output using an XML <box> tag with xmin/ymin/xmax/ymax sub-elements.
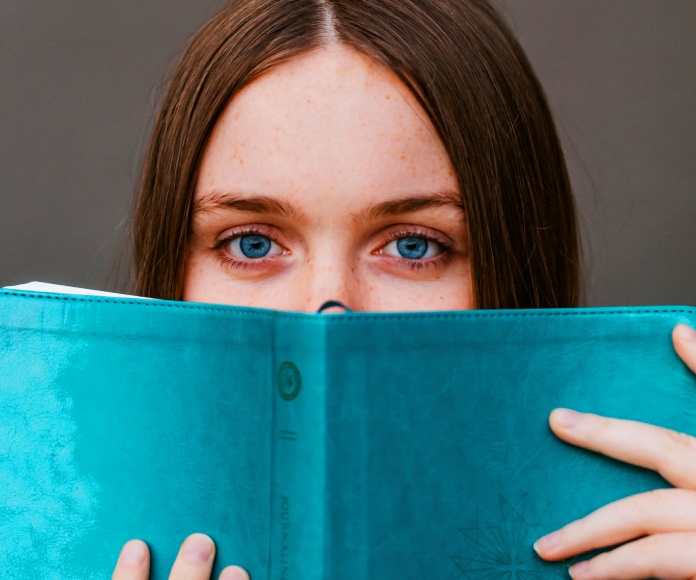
<box><xmin>195</xmin><ymin>44</ymin><xmax>457</xmax><ymax>205</ymax></box>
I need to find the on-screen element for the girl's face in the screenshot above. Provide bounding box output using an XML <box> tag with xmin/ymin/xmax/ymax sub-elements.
<box><xmin>183</xmin><ymin>45</ymin><xmax>473</xmax><ymax>312</ymax></box>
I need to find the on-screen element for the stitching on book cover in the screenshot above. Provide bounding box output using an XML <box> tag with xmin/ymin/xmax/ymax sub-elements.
<box><xmin>330</xmin><ymin>309</ymin><xmax>696</xmax><ymax>323</ymax></box>
<box><xmin>2</xmin><ymin>291</ymin><xmax>694</xmax><ymax>321</ymax></box>
<box><xmin>1</xmin><ymin>291</ymin><xmax>271</xmax><ymax>318</ymax></box>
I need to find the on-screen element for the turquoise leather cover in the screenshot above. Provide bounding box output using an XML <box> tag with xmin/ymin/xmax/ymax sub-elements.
<box><xmin>0</xmin><ymin>289</ymin><xmax>695</xmax><ymax>578</ymax></box>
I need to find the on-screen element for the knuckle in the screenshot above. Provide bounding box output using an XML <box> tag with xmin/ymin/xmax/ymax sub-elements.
<box><xmin>592</xmin><ymin>413</ymin><xmax>612</xmax><ymax>433</ymax></box>
<box><xmin>625</xmin><ymin>489</ymin><xmax>667</xmax><ymax>531</ymax></box>
<box><xmin>584</xmin><ymin>413</ymin><xmax>612</xmax><ymax>441</ymax></box>
<box><xmin>635</xmin><ymin>489</ymin><xmax>668</xmax><ymax>528</ymax></box>
<box><xmin>665</xmin><ymin>428</ymin><xmax>695</xmax><ymax>455</ymax></box>
<box><xmin>638</xmin><ymin>488</ymin><xmax>669</xmax><ymax>509</ymax></box>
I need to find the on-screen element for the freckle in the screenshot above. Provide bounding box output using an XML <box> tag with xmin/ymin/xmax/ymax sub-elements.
<box><xmin>439</xmin><ymin>295</ymin><xmax>444</xmax><ymax>301</ymax></box>
<box><xmin>239</xmin><ymin>159</ymin><xmax>245</xmax><ymax>165</ymax></box>
<box><xmin>234</xmin><ymin>112</ymin><xmax>240</xmax><ymax>120</ymax></box>
<box><xmin>399</xmin><ymin>154</ymin><xmax>406</xmax><ymax>160</ymax></box>
<box><xmin>306</xmin><ymin>98</ymin><xmax>312</xmax><ymax>104</ymax></box>
<box><xmin>385</xmin><ymin>94</ymin><xmax>391</xmax><ymax>100</ymax></box>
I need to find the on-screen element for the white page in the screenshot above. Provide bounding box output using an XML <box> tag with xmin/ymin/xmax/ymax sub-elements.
<box><xmin>4</xmin><ymin>282</ymin><xmax>151</xmax><ymax>299</ymax></box>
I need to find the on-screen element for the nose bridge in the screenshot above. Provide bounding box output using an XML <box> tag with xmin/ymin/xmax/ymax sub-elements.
<box><xmin>303</xmin><ymin>247</ymin><xmax>359</xmax><ymax>312</ymax></box>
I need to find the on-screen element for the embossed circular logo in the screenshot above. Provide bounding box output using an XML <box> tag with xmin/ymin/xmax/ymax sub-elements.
<box><xmin>277</xmin><ymin>361</ymin><xmax>302</xmax><ymax>401</ymax></box>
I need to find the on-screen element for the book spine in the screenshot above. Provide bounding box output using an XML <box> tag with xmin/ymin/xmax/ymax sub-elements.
<box><xmin>321</xmin><ymin>323</ymin><xmax>369</xmax><ymax>579</ymax></box>
<box><xmin>269</xmin><ymin>316</ymin><xmax>327</xmax><ymax>579</ymax></box>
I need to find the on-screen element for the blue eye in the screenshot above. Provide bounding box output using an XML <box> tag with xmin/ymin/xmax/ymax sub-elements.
<box><xmin>226</xmin><ymin>234</ymin><xmax>284</xmax><ymax>260</ymax></box>
<box><xmin>396</xmin><ymin>237</ymin><xmax>428</xmax><ymax>259</ymax></box>
<box><xmin>240</xmin><ymin>235</ymin><xmax>271</xmax><ymax>258</ymax></box>
<box><xmin>381</xmin><ymin>235</ymin><xmax>439</xmax><ymax>260</ymax></box>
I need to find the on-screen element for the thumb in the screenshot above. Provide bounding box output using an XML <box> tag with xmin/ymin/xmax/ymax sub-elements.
<box><xmin>673</xmin><ymin>324</ymin><xmax>696</xmax><ymax>374</ymax></box>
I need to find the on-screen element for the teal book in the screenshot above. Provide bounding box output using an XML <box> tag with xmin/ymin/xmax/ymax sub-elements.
<box><xmin>0</xmin><ymin>287</ymin><xmax>695</xmax><ymax>579</ymax></box>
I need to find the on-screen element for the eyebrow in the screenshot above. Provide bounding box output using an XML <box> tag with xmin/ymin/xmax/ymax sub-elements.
<box><xmin>357</xmin><ymin>190</ymin><xmax>464</xmax><ymax>223</ymax></box>
<box><xmin>193</xmin><ymin>189</ymin><xmax>464</xmax><ymax>222</ymax></box>
<box><xmin>193</xmin><ymin>191</ymin><xmax>306</xmax><ymax>221</ymax></box>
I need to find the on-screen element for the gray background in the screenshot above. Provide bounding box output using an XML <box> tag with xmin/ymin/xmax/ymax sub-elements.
<box><xmin>1</xmin><ymin>1</ymin><xmax>694</xmax><ymax>305</ymax></box>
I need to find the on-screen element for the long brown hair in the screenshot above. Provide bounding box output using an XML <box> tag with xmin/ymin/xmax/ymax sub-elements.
<box><xmin>132</xmin><ymin>0</ymin><xmax>580</xmax><ymax>308</ymax></box>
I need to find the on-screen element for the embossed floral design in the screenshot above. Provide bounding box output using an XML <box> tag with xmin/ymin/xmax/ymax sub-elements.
<box><xmin>450</xmin><ymin>494</ymin><xmax>570</xmax><ymax>579</ymax></box>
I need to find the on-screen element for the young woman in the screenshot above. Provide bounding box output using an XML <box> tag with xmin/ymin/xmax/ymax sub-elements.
<box><xmin>112</xmin><ymin>0</ymin><xmax>696</xmax><ymax>578</ymax></box>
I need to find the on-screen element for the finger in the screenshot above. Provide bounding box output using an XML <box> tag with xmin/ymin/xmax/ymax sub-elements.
<box><xmin>673</xmin><ymin>324</ymin><xmax>696</xmax><ymax>374</ymax></box>
<box><xmin>169</xmin><ymin>533</ymin><xmax>216</xmax><ymax>580</ymax></box>
<box><xmin>111</xmin><ymin>539</ymin><xmax>150</xmax><ymax>580</ymax></box>
<box><xmin>549</xmin><ymin>408</ymin><xmax>696</xmax><ymax>489</ymax></box>
<box><xmin>219</xmin><ymin>565</ymin><xmax>251</xmax><ymax>580</ymax></box>
<box><xmin>567</xmin><ymin>532</ymin><xmax>696</xmax><ymax>580</ymax></box>
<box><xmin>534</xmin><ymin>488</ymin><xmax>696</xmax><ymax>560</ymax></box>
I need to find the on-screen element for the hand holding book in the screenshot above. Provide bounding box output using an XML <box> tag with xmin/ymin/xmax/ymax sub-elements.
<box><xmin>112</xmin><ymin>535</ymin><xmax>247</xmax><ymax>580</ymax></box>
<box><xmin>536</xmin><ymin>324</ymin><xmax>696</xmax><ymax>577</ymax></box>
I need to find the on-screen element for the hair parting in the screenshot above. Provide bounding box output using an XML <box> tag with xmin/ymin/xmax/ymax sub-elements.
<box><xmin>132</xmin><ymin>0</ymin><xmax>580</xmax><ymax>308</ymax></box>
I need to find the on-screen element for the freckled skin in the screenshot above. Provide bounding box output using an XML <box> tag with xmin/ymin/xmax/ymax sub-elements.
<box><xmin>183</xmin><ymin>45</ymin><xmax>473</xmax><ymax>312</ymax></box>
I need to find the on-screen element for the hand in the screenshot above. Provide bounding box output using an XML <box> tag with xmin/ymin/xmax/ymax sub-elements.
<box><xmin>534</xmin><ymin>324</ymin><xmax>696</xmax><ymax>579</ymax></box>
<box><xmin>112</xmin><ymin>533</ymin><xmax>249</xmax><ymax>580</ymax></box>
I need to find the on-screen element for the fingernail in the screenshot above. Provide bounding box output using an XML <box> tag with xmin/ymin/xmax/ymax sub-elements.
<box><xmin>676</xmin><ymin>324</ymin><xmax>696</xmax><ymax>343</ymax></box>
<box><xmin>554</xmin><ymin>408</ymin><xmax>580</xmax><ymax>429</ymax></box>
<box><xmin>533</xmin><ymin>530</ymin><xmax>561</xmax><ymax>555</ymax></box>
<box><xmin>120</xmin><ymin>539</ymin><xmax>148</xmax><ymax>566</ymax></box>
<box><xmin>183</xmin><ymin>533</ymin><xmax>214</xmax><ymax>563</ymax></box>
<box><xmin>569</xmin><ymin>560</ymin><xmax>588</xmax><ymax>579</ymax></box>
<box><xmin>221</xmin><ymin>566</ymin><xmax>251</xmax><ymax>580</ymax></box>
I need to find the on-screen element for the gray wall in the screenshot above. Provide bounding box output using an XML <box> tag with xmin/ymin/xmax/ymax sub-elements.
<box><xmin>1</xmin><ymin>1</ymin><xmax>694</xmax><ymax>305</ymax></box>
